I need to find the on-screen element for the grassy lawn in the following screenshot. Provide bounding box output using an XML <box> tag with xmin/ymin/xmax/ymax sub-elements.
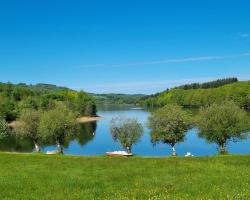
<box><xmin>0</xmin><ymin>153</ymin><xmax>250</xmax><ymax>199</ymax></box>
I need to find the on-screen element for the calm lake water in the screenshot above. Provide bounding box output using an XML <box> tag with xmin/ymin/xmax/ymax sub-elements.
<box><xmin>1</xmin><ymin>106</ymin><xmax>250</xmax><ymax>156</ymax></box>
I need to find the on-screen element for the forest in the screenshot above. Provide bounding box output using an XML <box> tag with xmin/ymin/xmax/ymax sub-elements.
<box><xmin>92</xmin><ymin>93</ymin><xmax>145</xmax><ymax>105</ymax></box>
<box><xmin>140</xmin><ymin>78</ymin><xmax>250</xmax><ymax>110</ymax></box>
<box><xmin>0</xmin><ymin>82</ymin><xmax>96</xmax><ymax>122</ymax></box>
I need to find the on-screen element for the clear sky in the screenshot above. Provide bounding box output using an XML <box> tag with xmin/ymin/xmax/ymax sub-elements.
<box><xmin>0</xmin><ymin>0</ymin><xmax>250</xmax><ymax>94</ymax></box>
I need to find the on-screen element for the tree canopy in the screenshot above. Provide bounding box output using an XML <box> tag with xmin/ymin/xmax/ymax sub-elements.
<box><xmin>110</xmin><ymin>117</ymin><xmax>143</xmax><ymax>153</ymax></box>
<box><xmin>0</xmin><ymin>82</ymin><xmax>97</xmax><ymax>122</ymax></box>
<box><xmin>141</xmin><ymin>80</ymin><xmax>250</xmax><ymax>110</ymax></box>
<box><xmin>0</xmin><ymin>118</ymin><xmax>10</xmax><ymax>140</ymax></box>
<box><xmin>148</xmin><ymin>105</ymin><xmax>191</xmax><ymax>156</ymax></box>
<box><xmin>38</xmin><ymin>104</ymin><xmax>77</xmax><ymax>153</ymax></box>
<box><xmin>196</xmin><ymin>102</ymin><xmax>250</xmax><ymax>154</ymax></box>
<box><xmin>15</xmin><ymin>109</ymin><xmax>42</xmax><ymax>152</ymax></box>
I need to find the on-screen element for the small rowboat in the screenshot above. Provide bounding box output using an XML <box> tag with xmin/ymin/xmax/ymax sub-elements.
<box><xmin>106</xmin><ymin>151</ymin><xmax>133</xmax><ymax>157</ymax></box>
<box><xmin>46</xmin><ymin>150</ymin><xmax>58</xmax><ymax>155</ymax></box>
<box><xmin>185</xmin><ymin>152</ymin><xmax>194</xmax><ymax>157</ymax></box>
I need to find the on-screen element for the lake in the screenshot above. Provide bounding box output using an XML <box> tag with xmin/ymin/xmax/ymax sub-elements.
<box><xmin>1</xmin><ymin>106</ymin><xmax>250</xmax><ymax>156</ymax></box>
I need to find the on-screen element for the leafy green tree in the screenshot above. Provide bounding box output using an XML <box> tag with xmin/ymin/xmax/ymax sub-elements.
<box><xmin>242</xmin><ymin>94</ymin><xmax>250</xmax><ymax>110</ymax></box>
<box><xmin>196</xmin><ymin>102</ymin><xmax>250</xmax><ymax>154</ymax></box>
<box><xmin>19</xmin><ymin>97</ymin><xmax>39</xmax><ymax>110</ymax></box>
<box><xmin>141</xmin><ymin>80</ymin><xmax>250</xmax><ymax>109</ymax></box>
<box><xmin>84</xmin><ymin>102</ymin><xmax>96</xmax><ymax>116</ymax></box>
<box><xmin>0</xmin><ymin>100</ymin><xmax>18</xmax><ymax>122</ymax></box>
<box><xmin>110</xmin><ymin>117</ymin><xmax>143</xmax><ymax>153</ymax></box>
<box><xmin>38</xmin><ymin>104</ymin><xmax>77</xmax><ymax>153</ymax></box>
<box><xmin>15</xmin><ymin>109</ymin><xmax>42</xmax><ymax>152</ymax></box>
<box><xmin>0</xmin><ymin>118</ymin><xmax>10</xmax><ymax>140</ymax></box>
<box><xmin>148</xmin><ymin>105</ymin><xmax>191</xmax><ymax>156</ymax></box>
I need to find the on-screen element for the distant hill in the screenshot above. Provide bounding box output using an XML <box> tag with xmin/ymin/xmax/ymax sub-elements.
<box><xmin>141</xmin><ymin>79</ymin><xmax>250</xmax><ymax>110</ymax></box>
<box><xmin>0</xmin><ymin>82</ymin><xmax>96</xmax><ymax>122</ymax></box>
<box><xmin>13</xmin><ymin>83</ymin><xmax>70</xmax><ymax>93</ymax></box>
<box><xmin>0</xmin><ymin>82</ymin><xmax>146</xmax><ymax>108</ymax></box>
<box><xmin>175</xmin><ymin>77</ymin><xmax>238</xmax><ymax>90</ymax></box>
<box><xmin>91</xmin><ymin>93</ymin><xmax>146</xmax><ymax>105</ymax></box>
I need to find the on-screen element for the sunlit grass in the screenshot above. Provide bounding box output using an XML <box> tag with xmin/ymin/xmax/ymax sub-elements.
<box><xmin>0</xmin><ymin>153</ymin><xmax>250</xmax><ymax>199</ymax></box>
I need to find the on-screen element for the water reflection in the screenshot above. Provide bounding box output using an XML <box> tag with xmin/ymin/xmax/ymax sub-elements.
<box><xmin>0</xmin><ymin>135</ymin><xmax>33</xmax><ymax>152</ymax></box>
<box><xmin>75</xmin><ymin>122</ymin><xmax>97</xmax><ymax>146</ymax></box>
<box><xmin>1</xmin><ymin>107</ymin><xmax>250</xmax><ymax>156</ymax></box>
<box><xmin>0</xmin><ymin>121</ymin><xmax>97</xmax><ymax>153</ymax></box>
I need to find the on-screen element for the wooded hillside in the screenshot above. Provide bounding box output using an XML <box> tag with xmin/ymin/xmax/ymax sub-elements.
<box><xmin>141</xmin><ymin>79</ymin><xmax>250</xmax><ymax>109</ymax></box>
<box><xmin>0</xmin><ymin>82</ymin><xmax>96</xmax><ymax>122</ymax></box>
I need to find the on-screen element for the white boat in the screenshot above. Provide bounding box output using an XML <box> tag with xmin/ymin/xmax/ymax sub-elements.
<box><xmin>106</xmin><ymin>151</ymin><xmax>133</xmax><ymax>157</ymax></box>
<box><xmin>185</xmin><ymin>152</ymin><xmax>194</xmax><ymax>157</ymax></box>
<box><xmin>46</xmin><ymin>150</ymin><xmax>58</xmax><ymax>155</ymax></box>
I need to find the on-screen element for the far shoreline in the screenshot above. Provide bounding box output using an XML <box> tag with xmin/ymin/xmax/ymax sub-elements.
<box><xmin>8</xmin><ymin>116</ymin><xmax>103</xmax><ymax>128</ymax></box>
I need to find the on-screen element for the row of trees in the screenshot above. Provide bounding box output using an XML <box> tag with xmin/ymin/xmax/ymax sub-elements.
<box><xmin>141</xmin><ymin>81</ymin><xmax>250</xmax><ymax>110</ymax></box>
<box><xmin>0</xmin><ymin>103</ymin><xmax>97</xmax><ymax>154</ymax></box>
<box><xmin>0</xmin><ymin>82</ymin><xmax>97</xmax><ymax>122</ymax></box>
<box><xmin>94</xmin><ymin>93</ymin><xmax>145</xmax><ymax>105</ymax></box>
<box><xmin>110</xmin><ymin>102</ymin><xmax>250</xmax><ymax>155</ymax></box>
<box><xmin>0</xmin><ymin>101</ymin><xmax>249</xmax><ymax>156</ymax></box>
<box><xmin>175</xmin><ymin>77</ymin><xmax>238</xmax><ymax>90</ymax></box>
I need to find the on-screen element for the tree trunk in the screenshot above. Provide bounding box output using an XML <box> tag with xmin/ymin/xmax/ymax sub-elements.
<box><xmin>219</xmin><ymin>143</ymin><xmax>227</xmax><ymax>154</ymax></box>
<box><xmin>57</xmin><ymin>142</ymin><xmax>63</xmax><ymax>154</ymax></box>
<box><xmin>171</xmin><ymin>145</ymin><xmax>177</xmax><ymax>156</ymax></box>
<box><xmin>34</xmin><ymin>143</ymin><xmax>40</xmax><ymax>153</ymax></box>
<box><xmin>126</xmin><ymin>146</ymin><xmax>132</xmax><ymax>154</ymax></box>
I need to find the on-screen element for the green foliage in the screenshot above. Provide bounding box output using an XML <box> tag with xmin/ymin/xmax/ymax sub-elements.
<box><xmin>76</xmin><ymin>122</ymin><xmax>97</xmax><ymax>146</ymax></box>
<box><xmin>94</xmin><ymin>93</ymin><xmax>145</xmax><ymax>105</ymax></box>
<box><xmin>0</xmin><ymin>118</ymin><xmax>10</xmax><ymax>139</ymax></box>
<box><xmin>0</xmin><ymin>82</ymin><xmax>97</xmax><ymax>121</ymax></box>
<box><xmin>84</xmin><ymin>102</ymin><xmax>97</xmax><ymax>116</ymax></box>
<box><xmin>176</xmin><ymin>77</ymin><xmax>238</xmax><ymax>90</ymax></box>
<box><xmin>110</xmin><ymin>117</ymin><xmax>143</xmax><ymax>153</ymax></box>
<box><xmin>148</xmin><ymin>105</ymin><xmax>191</xmax><ymax>155</ymax></box>
<box><xmin>19</xmin><ymin>96</ymin><xmax>39</xmax><ymax>110</ymax></box>
<box><xmin>38</xmin><ymin>104</ymin><xmax>77</xmax><ymax>153</ymax></box>
<box><xmin>69</xmin><ymin>91</ymin><xmax>97</xmax><ymax>116</ymax></box>
<box><xmin>141</xmin><ymin>80</ymin><xmax>250</xmax><ymax>109</ymax></box>
<box><xmin>196</xmin><ymin>102</ymin><xmax>250</xmax><ymax>154</ymax></box>
<box><xmin>0</xmin><ymin>100</ymin><xmax>18</xmax><ymax>122</ymax></box>
<box><xmin>15</xmin><ymin>109</ymin><xmax>42</xmax><ymax>152</ymax></box>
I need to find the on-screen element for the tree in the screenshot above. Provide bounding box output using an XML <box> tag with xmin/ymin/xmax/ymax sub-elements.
<box><xmin>110</xmin><ymin>117</ymin><xmax>143</xmax><ymax>153</ymax></box>
<box><xmin>0</xmin><ymin>118</ymin><xmax>10</xmax><ymax>140</ymax></box>
<box><xmin>0</xmin><ymin>100</ymin><xmax>18</xmax><ymax>122</ymax></box>
<box><xmin>196</xmin><ymin>102</ymin><xmax>250</xmax><ymax>154</ymax></box>
<box><xmin>84</xmin><ymin>102</ymin><xmax>96</xmax><ymax>116</ymax></box>
<box><xmin>19</xmin><ymin>97</ymin><xmax>39</xmax><ymax>110</ymax></box>
<box><xmin>15</xmin><ymin>109</ymin><xmax>42</xmax><ymax>152</ymax></box>
<box><xmin>38</xmin><ymin>104</ymin><xmax>77</xmax><ymax>153</ymax></box>
<box><xmin>148</xmin><ymin>105</ymin><xmax>191</xmax><ymax>156</ymax></box>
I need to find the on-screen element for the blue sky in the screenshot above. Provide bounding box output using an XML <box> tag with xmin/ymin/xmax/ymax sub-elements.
<box><xmin>0</xmin><ymin>0</ymin><xmax>250</xmax><ymax>94</ymax></box>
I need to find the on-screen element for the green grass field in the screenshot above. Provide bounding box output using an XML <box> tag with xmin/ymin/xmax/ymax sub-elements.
<box><xmin>0</xmin><ymin>153</ymin><xmax>250</xmax><ymax>200</ymax></box>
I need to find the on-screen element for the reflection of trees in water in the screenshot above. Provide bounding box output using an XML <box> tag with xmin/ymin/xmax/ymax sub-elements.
<box><xmin>0</xmin><ymin>122</ymin><xmax>97</xmax><ymax>152</ymax></box>
<box><xmin>0</xmin><ymin>135</ymin><xmax>33</xmax><ymax>152</ymax></box>
<box><xmin>43</xmin><ymin>121</ymin><xmax>97</xmax><ymax>150</ymax></box>
<box><xmin>75</xmin><ymin>122</ymin><xmax>97</xmax><ymax>146</ymax></box>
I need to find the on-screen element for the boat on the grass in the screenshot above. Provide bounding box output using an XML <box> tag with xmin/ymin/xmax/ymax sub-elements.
<box><xmin>46</xmin><ymin>150</ymin><xmax>59</xmax><ymax>155</ymax></box>
<box><xmin>106</xmin><ymin>150</ymin><xmax>133</xmax><ymax>157</ymax></box>
<box><xmin>185</xmin><ymin>152</ymin><xmax>194</xmax><ymax>157</ymax></box>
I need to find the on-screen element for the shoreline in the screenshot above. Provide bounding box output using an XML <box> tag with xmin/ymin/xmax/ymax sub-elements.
<box><xmin>9</xmin><ymin>116</ymin><xmax>103</xmax><ymax>128</ymax></box>
<box><xmin>77</xmin><ymin>116</ymin><xmax>103</xmax><ymax>123</ymax></box>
